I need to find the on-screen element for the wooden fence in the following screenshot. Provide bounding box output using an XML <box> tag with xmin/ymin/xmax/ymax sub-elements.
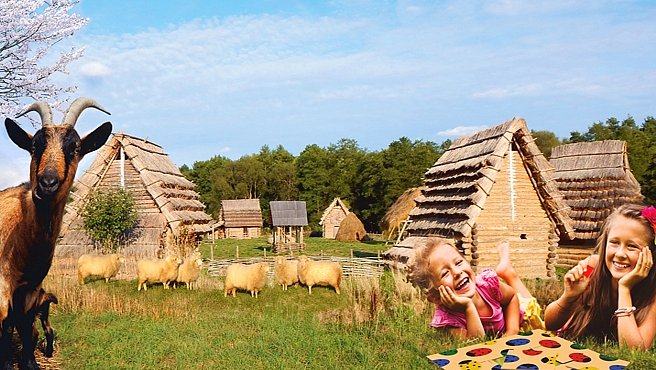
<box><xmin>206</xmin><ymin>255</ymin><xmax>385</xmax><ymax>279</ymax></box>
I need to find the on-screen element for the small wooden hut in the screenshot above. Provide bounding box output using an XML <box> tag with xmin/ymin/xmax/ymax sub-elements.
<box><xmin>334</xmin><ymin>212</ymin><xmax>367</xmax><ymax>241</ymax></box>
<box><xmin>269</xmin><ymin>201</ymin><xmax>308</xmax><ymax>253</ymax></box>
<box><xmin>217</xmin><ymin>199</ymin><xmax>263</xmax><ymax>239</ymax></box>
<box><xmin>58</xmin><ymin>133</ymin><xmax>214</xmax><ymax>257</ymax></box>
<box><xmin>319</xmin><ymin>197</ymin><xmax>349</xmax><ymax>239</ymax></box>
<box><xmin>549</xmin><ymin>140</ymin><xmax>644</xmax><ymax>267</ymax></box>
<box><xmin>385</xmin><ymin>117</ymin><xmax>574</xmax><ymax>279</ymax></box>
<box><xmin>380</xmin><ymin>186</ymin><xmax>425</xmax><ymax>242</ymax></box>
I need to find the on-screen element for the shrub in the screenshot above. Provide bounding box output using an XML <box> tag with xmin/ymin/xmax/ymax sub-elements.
<box><xmin>82</xmin><ymin>187</ymin><xmax>138</xmax><ymax>253</ymax></box>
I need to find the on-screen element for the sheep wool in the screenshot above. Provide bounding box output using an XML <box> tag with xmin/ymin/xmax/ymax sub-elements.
<box><xmin>274</xmin><ymin>256</ymin><xmax>299</xmax><ymax>291</ymax></box>
<box><xmin>77</xmin><ymin>253</ymin><xmax>124</xmax><ymax>284</ymax></box>
<box><xmin>224</xmin><ymin>262</ymin><xmax>270</xmax><ymax>298</ymax></box>
<box><xmin>136</xmin><ymin>256</ymin><xmax>182</xmax><ymax>291</ymax></box>
<box><xmin>177</xmin><ymin>255</ymin><xmax>203</xmax><ymax>290</ymax></box>
<box><xmin>297</xmin><ymin>256</ymin><xmax>342</xmax><ymax>294</ymax></box>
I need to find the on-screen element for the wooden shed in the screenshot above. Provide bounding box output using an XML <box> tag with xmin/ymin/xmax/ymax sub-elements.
<box><xmin>269</xmin><ymin>201</ymin><xmax>308</xmax><ymax>253</ymax></box>
<box><xmin>385</xmin><ymin>117</ymin><xmax>574</xmax><ymax>279</ymax></box>
<box><xmin>319</xmin><ymin>197</ymin><xmax>349</xmax><ymax>239</ymax></box>
<box><xmin>217</xmin><ymin>199</ymin><xmax>263</xmax><ymax>239</ymax></box>
<box><xmin>549</xmin><ymin>140</ymin><xmax>644</xmax><ymax>267</ymax></box>
<box><xmin>58</xmin><ymin>133</ymin><xmax>214</xmax><ymax>257</ymax></box>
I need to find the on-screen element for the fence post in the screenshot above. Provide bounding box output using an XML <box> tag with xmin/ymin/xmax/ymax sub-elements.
<box><xmin>236</xmin><ymin>245</ymin><xmax>239</xmax><ymax>259</ymax></box>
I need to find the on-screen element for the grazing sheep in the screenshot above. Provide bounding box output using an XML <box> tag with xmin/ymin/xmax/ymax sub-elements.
<box><xmin>176</xmin><ymin>255</ymin><xmax>203</xmax><ymax>290</ymax></box>
<box><xmin>224</xmin><ymin>262</ymin><xmax>269</xmax><ymax>298</ymax></box>
<box><xmin>297</xmin><ymin>256</ymin><xmax>342</xmax><ymax>294</ymax></box>
<box><xmin>0</xmin><ymin>98</ymin><xmax>111</xmax><ymax>368</ymax></box>
<box><xmin>136</xmin><ymin>256</ymin><xmax>182</xmax><ymax>291</ymax></box>
<box><xmin>77</xmin><ymin>253</ymin><xmax>124</xmax><ymax>284</ymax></box>
<box><xmin>274</xmin><ymin>256</ymin><xmax>299</xmax><ymax>291</ymax></box>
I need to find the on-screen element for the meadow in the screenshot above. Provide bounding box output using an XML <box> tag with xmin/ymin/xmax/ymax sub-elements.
<box><xmin>41</xmin><ymin>237</ymin><xmax>656</xmax><ymax>369</ymax></box>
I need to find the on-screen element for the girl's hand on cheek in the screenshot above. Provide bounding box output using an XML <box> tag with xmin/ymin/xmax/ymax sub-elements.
<box><xmin>438</xmin><ymin>285</ymin><xmax>473</xmax><ymax>313</ymax></box>
<box><xmin>619</xmin><ymin>246</ymin><xmax>653</xmax><ymax>290</ymax></box>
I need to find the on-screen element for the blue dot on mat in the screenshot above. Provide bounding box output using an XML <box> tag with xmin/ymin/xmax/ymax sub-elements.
<box><xmin>431</xmin><ymin>358</ymin><xmax>450</xmax><ymax>367</ymax></box>
<box><xmin>504</xmin><ymin>355</ymin><xmax>519</xmax><ymax>363</ymax></box>
<box><xmin>516</xmin><ymin>364</ymin><xmax>539</xmax><ymax>369</ymax></box>
<box><xmin>505</xmin><ymin>338</ymin><xmax>530</xmax><ymax>346</ymax></box>
<box><xmin>609</xmin><ymin>366</ymin><xmax>626</xmax><ymax>370</ymax></box>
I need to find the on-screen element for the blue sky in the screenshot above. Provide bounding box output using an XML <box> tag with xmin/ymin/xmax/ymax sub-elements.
<box><xmin>1</xmin><ymin>0</ymin><xmax>655</xmax><ymax>188</ymax></box>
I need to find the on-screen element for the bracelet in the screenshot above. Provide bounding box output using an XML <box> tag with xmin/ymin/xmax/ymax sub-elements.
<box><xmin>613</xmin><ymin>306</ymin><xmax>636</xmax><ymax>317</ymax></box>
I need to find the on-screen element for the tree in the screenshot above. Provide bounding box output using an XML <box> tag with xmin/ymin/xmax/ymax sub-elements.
<box><xmin>530</xmin><ymin>130</ymin><xmax>561</xmax><ymax>158</ymax></box>
<box><xmin>0</xmin><ymin>0</ymin><xmax>87</xmax><ymax>117</ymax></box>
<box><xmin>82</xmin><ymin>188</ymin><xmax>138</xmax><ymax>253</ymax></box>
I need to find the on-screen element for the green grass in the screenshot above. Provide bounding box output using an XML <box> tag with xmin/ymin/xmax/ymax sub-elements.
<box><xmin>41</xmin><ymin>237</ymin><xmax>656</xmax><ymax>369</ymax></box>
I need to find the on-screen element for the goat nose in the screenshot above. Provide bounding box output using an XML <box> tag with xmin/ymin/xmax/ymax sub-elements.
<box><xmin>38</xmin><ymin>172</ymin><xmax>60</xmax><ymax>194</ymax></box>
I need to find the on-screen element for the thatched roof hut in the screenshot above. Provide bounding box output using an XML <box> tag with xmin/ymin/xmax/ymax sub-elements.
<box><xmin>58</xmin><ymin>133</ymin><xmax>213</xmax><ymax>257</ymax></box>
<box><xmin>385</xmin><ymin>117</ymin><xmax>574</xmax><ymax>278</ymax></box>
<box><xmin>380</xmin><ymin>186</ymin><xmax>425</xmax><ymax>240</ymax></box>
<box><xmin>334</xmin><ymin>212</ymin><xmax>367</xmax><ymax>241</ymax></box>
<box><xmin>549</xmin><ymin>140</ymin><xmax>644</xmax><ymax>266</ymax></box>
<box><xmin>319</xmin><ymin>197</ymin><xmax>349</xmax><ymax>239</ymax></box>
<box><xmin>217</xmin><ymin>199</ymin><xmax>263</xmax><ymax>239</ymax></box>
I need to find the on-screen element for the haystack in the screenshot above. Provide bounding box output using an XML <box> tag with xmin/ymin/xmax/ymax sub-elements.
<box><xmin>334</xmin><ymin>212</ymin><xmax>367</xmax><ymax>241</ymax></box>
<box><xmin>549</xmin><ymin>140</ymin><xmax>644</xmax><ymax>266</ymax></box>
<box><xmin>386</xmin><ymin>117</ymin><xmax>574</xmax><ymax>279</ymax></box>
<box><xmin>380</xmin><ymin>186</ymin><xmax>425</xmax><ymax>240</ymax></box>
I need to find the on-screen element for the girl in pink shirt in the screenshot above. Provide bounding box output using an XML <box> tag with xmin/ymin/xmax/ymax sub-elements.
<box><xmin>408</xmin><ymin>238</ymin><xmax>543</xmax><ymax>339</ymax></box>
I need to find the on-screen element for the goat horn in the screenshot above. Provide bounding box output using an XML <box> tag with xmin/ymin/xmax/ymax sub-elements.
<box><xmin>16</xmin><ymin>101</ymin><xmax>53</xmax><ymax>126</ymax></box>
<box><xmin>61</xmin><ymin>97</ymin><xmax>111</xmax><ymax>127</ymax></box>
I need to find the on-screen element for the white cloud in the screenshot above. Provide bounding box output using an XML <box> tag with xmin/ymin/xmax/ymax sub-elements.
<box><xmin>437</xmin><ymin>126</ymin><xmax>489</xmax><ymax>137</ymax></box>
<box><xmin>80</xmin><ymin>62</ymin><xmax>111</xmax><ymax>77</ymax></box>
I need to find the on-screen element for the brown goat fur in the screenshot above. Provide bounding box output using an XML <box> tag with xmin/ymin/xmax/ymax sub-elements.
<box><xmin>0</xmin><ymin>98</ymin><xmax>111</xmax><ymax>369</ymax></box>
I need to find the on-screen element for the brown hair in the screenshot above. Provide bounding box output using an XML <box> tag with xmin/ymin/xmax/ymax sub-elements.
<box><xmin>562</xmin><ymin>203</ymin><xmax>656</xmax><ymax>342</ymax></box>
<box><xmin>406</xmin><ymin>238</ymin><xmax>461</xmax><ymax>304</ymax></box>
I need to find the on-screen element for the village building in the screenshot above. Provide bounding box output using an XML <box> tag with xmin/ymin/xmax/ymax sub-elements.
<box><xmin>215</xmin><ymin>199</ymin><xmax>263</xmax><ymax>239</ymax></box>
<box><xmin>385</xmin><ymin>118</ymin><xmax>574</xmax><ymax>279</ymax></box>
<box><xmin>269</xmin><ymin>201</ymin><xmax>308</xmax><ymax>253</ymax></box>
<box><xmin>549</xmin><ymin>140</ymin><xmax>644</xmax><ymax>267</ymax></box>
<box><xmin>319</xmin><ymin>197</ymin><xmax>350</xmax><ymax>239</ymax></box>
<box><xmin>380</xmin><ymin>186</ymin><xmax>425</xmax><ymax>243</ymax></box>
<box><xmin>58</xmin><ymin>133</ymin><xmax>213</xmax><ymax>258</ymax></box>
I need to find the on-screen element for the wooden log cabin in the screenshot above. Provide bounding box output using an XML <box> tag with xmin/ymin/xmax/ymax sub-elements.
<box><xmin>549</xmin><ymin>140</ymin><xmax>644</xmax><ymax>267</ymax></box>
<box><xmin>216</xmin><ymin>199</ymin><xmax>263</xmax><ymax>239</ymax></box>
<box><xmin>385</xmin><ymin>117</ymin><xmax>574</xmax><ymax>279</ymax></box>
<box><xmin>58</xmin><ymin>133</ymin><xmax>213</xmax><ymax>258</ymax></box>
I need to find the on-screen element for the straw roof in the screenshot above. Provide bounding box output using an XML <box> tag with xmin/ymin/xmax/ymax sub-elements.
<box><xmin>59</xmin><ymin>133</ymin><xmax>213</xmax><ymax>251</ymax></box>
<box><xmin>334</xmin><ymin>212</ymin><xmax>367</xmax><ymax>241</ymax></box>
<box><xmin>380</xmin><ymin>186</ymin><xmax>425</xmax><ymax>238</ymax></box>
<box><xmin>269</xmin><ymin>201</ymin><xmax>308</xmax><ymax>226</ymax></box>
<box><xmin>319</xmin><ymin>197</ymin><xmax>349</xmax><ymax>225</ymax></box>
<box><xmin>406</xmin><ymin>117</ymin><xmax>574</xmax><ymax>239</ymax></box>
<box><xmin>220</xmin><ymin>199</ymin><xmax>263</xmax><ymax>228</ymax></box>
<box><xmin>550</xmin><ymin>140</ymin><xmax>644</xmax><ymax>240</ymax></box>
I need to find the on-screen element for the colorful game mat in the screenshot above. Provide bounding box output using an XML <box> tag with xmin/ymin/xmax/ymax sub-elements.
<box><xmin>427</xmin><ymin>329</ymin><xmax>629</xmax><ymax>369</ymax></box>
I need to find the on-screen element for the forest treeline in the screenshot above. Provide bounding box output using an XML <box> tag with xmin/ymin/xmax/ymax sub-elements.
<box><xmin>181</xmin><ymin>116</ymin><xmax>656</xmax><ymax>233</ymax></box>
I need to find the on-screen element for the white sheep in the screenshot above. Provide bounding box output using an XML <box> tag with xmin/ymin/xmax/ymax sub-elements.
<box><xmin>224</xmin><ymin>262</ymin><xmax>269</xmax><ymax>298</ymax></box>
<box><xmin>274</xmin><ymin>256</ymin><xmax>299</xmax><ymax>291</ymax></box>
<box><xmin>177</xmin><ymin>254</ymin><xmax>203</xmax><ymax>290</ymax></box>
<box><xmin>297</xmin><ymin>256</ymin><xmax>342</xmax><ymax>294</ymax></box>
<box><xmin>136</xmin><ymin>255</ymin><xmax>182</xmax><ymax>291</ymax></box>
<box><xmin>77</xmin><ymin>253</ymin><xmax>124</xmax><ymax>284</ymax></box>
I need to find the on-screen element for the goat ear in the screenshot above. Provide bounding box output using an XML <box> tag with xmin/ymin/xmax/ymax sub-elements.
<box><xmin>5</xmin><ymin>118</ymin><xmax>33</xmax><ymax>152</ymax></box>
<box><xmin>80</xmin><ymin>122</ymin><xmax>112</xmax><ymax>156</ymax></box>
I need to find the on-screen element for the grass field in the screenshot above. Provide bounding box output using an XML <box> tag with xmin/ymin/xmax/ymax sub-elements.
<box><xmin>38</xmin><ymin>237</ymin><xmax>656</xmax><ymax>369</ymax></box>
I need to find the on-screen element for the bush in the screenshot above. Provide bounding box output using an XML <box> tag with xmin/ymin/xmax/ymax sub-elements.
<box><xmin>82</xmin><ymin>187</ymin><xmax>138</xmax><ymax>253</ymax></box>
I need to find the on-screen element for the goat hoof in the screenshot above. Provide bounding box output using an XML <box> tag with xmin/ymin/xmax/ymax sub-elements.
<box><xmin>20</xmin><ymin>357</ymin><xmax>40</xmax><ymax>370</ymax></box>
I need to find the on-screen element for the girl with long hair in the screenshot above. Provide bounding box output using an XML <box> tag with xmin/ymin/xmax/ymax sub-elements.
<box><xmin>544</xmin><ymin>203</ymin><xmax>656</xmax><ymax>349</ymax></box>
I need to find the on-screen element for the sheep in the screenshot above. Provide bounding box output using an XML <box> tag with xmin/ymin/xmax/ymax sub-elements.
<box><xmin>297</xmin><ymin>256</ymin><xmax>342</xmax><ymax>294</ymax></box>
<box><xmin>0</xmin><ymin>98</ymin><xmax>111</xmax><ymax>369</ymax></box>
<box><xmin>32</xmin><ymin>288</ymin><xmax>58</xmax><ymax>358</ymax></box>
<box><xmin>274</xmin><ymin>256</ymin><xmax>299</xmax><ymax>291</ymax></box>
<box><xmin>136</xmin><ymin>256</ymin><xmax>182</xmax><ymax>291</ymax></box>
<box><xmin>224</xmin><ymin>262</ymin><xmax>269</xmax><ymax>298</ymax></box>
<box><xmin>176</xmin><ymin>254</ymin><xmax>203</xmax><ymax>290</ymax></box>
<box><xmin>77</xmin><ymin>253</ymin><xmax>124</xmax><ymax>284</ymax></box>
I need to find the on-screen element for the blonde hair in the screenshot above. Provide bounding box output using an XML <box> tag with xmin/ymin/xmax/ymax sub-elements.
<box><xmin>406</xmin><ymin>237</ymin><xmax>461</xmax><ymax>303</ymax></box>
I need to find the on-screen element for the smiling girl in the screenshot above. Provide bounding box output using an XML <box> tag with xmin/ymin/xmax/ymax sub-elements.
<box><xmin>408</xmin><ymin>238</ymin><xmax>543</xmax><ymax>339</ymax></box>
<box><xmin>544</xmin><ymin>204</ymin><xmax>656</xmax><ymax>349</ymax></box>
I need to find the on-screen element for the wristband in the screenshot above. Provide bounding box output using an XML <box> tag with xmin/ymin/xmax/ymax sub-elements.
<box><xmin>613</xmin><ymin>306</ymin><xmax>636</xmax><ymax>317</ymax></box>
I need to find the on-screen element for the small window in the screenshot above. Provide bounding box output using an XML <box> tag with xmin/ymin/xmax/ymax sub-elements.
<box><xmin>520</xmin><ymin>233</ymin><xmax>527</xmax><ymax>240</ymax></box>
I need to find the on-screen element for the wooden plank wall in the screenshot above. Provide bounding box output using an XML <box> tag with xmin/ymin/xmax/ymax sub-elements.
<box><xmin>474</xmin><ymin>149</ymin><xmax>555</xmax><ymax>279</ymax></box>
